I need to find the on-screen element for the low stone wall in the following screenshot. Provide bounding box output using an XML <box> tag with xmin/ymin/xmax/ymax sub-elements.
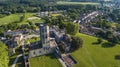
<box><xmin>68</xmin><ymin>55</ymin><xmax>78</xmax><ymax>64</ymax></box>
<box><xmin>54</xmin><ymin>53</ymin><xmax>67</xmax><ymax>67</ymax></box>
<box><xmin>29</xmin><ymin>47</ymin><xmax>54</xmax><ymax>58</ymax></box>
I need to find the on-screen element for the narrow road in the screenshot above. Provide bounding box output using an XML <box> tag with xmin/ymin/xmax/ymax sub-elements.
<box><xmin>12</xmin><ymin>54</ymin><xmax>22</xmax><ymax>67</ymax></box>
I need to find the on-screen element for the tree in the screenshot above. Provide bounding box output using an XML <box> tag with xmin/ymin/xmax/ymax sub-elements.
<box><xmin>96</xmin><ymin>30</ymin><xmax>106</xmax><ymax>39</ymax></box>
<box><xmin>65</xmin><ymin>22</ymin><xmax>79</xmax><ymax>35</ymax></box>
<box><xmin>6</xmin><ymin>34</ymin><xmax>12</xmax><ymax>39</ymax></box>
<box><xmin>58</xmin><ymin>43</ymin><xmax>66</xmax><ymax>53</ymax></box>
<box><xmin>106</xmin><ymin>30</ymin><xmax>113</xmax><ymax>39</ymax></box>
<box><xmin>71</xmin><ymin>36</ymin><xmax>83</xmax><ymax>52</ymax></box>
<box><xmin>44</xmin><ymin>17</ymin><xmax>52</xmax><ymax>25</ymax></box>
<box><xmin>29</xmin><ymin>22</ymin><xmax>33</xmax><ymax>25</ymax></box>
<box><xmin>0</xmin><ymin>41</ymin><xmax>9</xmax><ymax>67</ymax></box>
<box><xmin>97</xmin><ymin>38</ymin><xmax>103</xmax><ymax>44</ymax></box>
<box><xmin>116</xmin><ymin>24</ymin><xmax>120</xmax><ymax>31</ymax></box>
<box><xmin>108</xmin><ymin>35</ymin><xmax>119</xmax><ymax>44</ymax></box>
<box><xmin>0</xmin><ymin>28</ymin><xmax>4</xmax><ymax>36</ymax></box>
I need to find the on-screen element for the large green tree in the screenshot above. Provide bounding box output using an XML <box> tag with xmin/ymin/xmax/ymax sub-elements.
<box><xmin>0</xmin><ymin>41</ymin><xmax>9</xmax><ymax>67</ymax></box>
<box><xmin>71</xmin><ymin>36</ymin><xmax>83</xmax><ymax>52</ymax></box>
<box><xmin>65</xmin><ymin>22</ymin><xmax>79</xmax><ymax>35</ymax></box>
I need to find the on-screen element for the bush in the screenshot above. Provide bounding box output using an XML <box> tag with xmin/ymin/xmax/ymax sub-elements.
<box><xmin>97</xmin><ymin>38</ymin><xmax>102</xmax><ymax>44</ymax></box>
<box><xmin>0</xmin><ymin>41</ymin><xmax>9</xmax><ymax>67</ymax></box>
<box><xmin>0</xmin><ymin>14</ymin><xmax>7</xmax><ymax>18</ymax></box>
<box><xmin>71</xmin><ymin>36</ymin><xmax>83</xmax><ymax>52</ymax></box>
<box><xmin>65</xmin><ymin>22</ymin><xmax>79</xmax><ymax>35</ymax></box>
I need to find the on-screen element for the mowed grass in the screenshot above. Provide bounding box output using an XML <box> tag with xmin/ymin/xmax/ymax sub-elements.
<box><xmin>29</xmin><ymin>54</ymin><xmax>62</xmax><ymax>67</ymax></box>
<box><xmin>19</xmin><ymin>13</ymin><xmax>43</xmax><ymax>24</ymax></box>
<box><xmin>57</xmin><ymin>1</ymin><xmax>100</xmax><ymax>5</ymax></box>
<box><xmin>0</xmin><ymin>14</ymin><xmax>21</xmax><ymax>25</ymax></box>
<box><xmin>71</xmin><ymin>33</ymin><xmax>120</xmax><ymax>67</ymax></box>
<box><xmin>25</xmin><ymin>37</ymin><xmax>40</xmax><ymax>44</ymax></box>
<box><xmin>0</xmin><ymin>13</ymin><xmax>43</xmax><ymax>25</ymax></box>
<box><xmin>19</xmin><ymin>13</ymin><xmax>35</xmax><ymax>24</ymax></box>
<box><xmin>50</xmin><ymin>14</ymin><xmax>61</xmax><ymax>17</ymax></box>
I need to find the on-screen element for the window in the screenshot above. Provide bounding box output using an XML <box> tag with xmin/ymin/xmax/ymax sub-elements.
<box><xmin>33</xmin><ymin>51</ymin><xmax>36</xmax><ymax>55</ymax></box>
<box><xmin>39</xmin><ymin>50</ymin><xmax>41</xmax><ymax>53</ymax></box>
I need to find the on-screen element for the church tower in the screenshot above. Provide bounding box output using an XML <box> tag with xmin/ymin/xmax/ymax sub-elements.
<box><xmin>40</xmin><ymin>23</ymin><xmax>50</xmax><ymax>48</ymax></box>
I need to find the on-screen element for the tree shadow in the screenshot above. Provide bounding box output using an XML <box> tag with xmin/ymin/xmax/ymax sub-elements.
<box><xmin>9</xmin><ymin>57</ymin><xmax>16</xmax><ymax>66</ymax></box>
<box><xmin>101</xmin><ymin>42</ymin><xmax>116</xmax><ymax>48</ymax></box>
<box><xmin>45</xmin><ymin>54</ymin><xmax>56</xmax><ymax>59</ymax></box>
<box><xmin>69</xmin><ymin>48</ymin><xmax>80</xmax><ymax>53</ymax></box>
<box><xmin>17</xmin><ymin>56</ymin><xmax>25</xmax><ymax>67</ymax></box>
<box><xmin>115</xmin><ymin>55</ymin><xmax>120</xmax><ymax>60</ymax></box>
<box><xmin>92</xmin><ymin>42</ymin><xmax>100</xmax><ymax>45</ymax></box>
<box><xmin>9</xmin><ymin>56</ymin><xmax>24</xmax><ymax>67</ymax></box>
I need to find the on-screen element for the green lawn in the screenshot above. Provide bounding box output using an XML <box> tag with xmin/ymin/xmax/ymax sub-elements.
<box><xmin>71</xmin><ymin>33</ymin><xmax>120</xmax><ymax>67</ymax></box>
<box><xmin>19</xmin><ymin>13</ymin><xmax>43</xmax><ymax>24</ymax></box>
<box><xmin>0</xmin><ymin>14</ymin><xmax>21</xmax><ymax>25</ymax></box>
<box><xmin>57</xmin><ymin>1</ymin><xmax>100</xmax><ymax>5</ymax></box>
<box><xmin>28</xmin><ymin>19</ymin><xmax>44</xmax><ymax>23</ymax></box>
<box><xmin>0</xmin><ymin>13</ymin><xmax>43</xmax><ymax>25</ymax></box>
<box><xmin>24</xmin><ymin>37</ymin><xmax>40</xmax><ymax>44</ymax></box>
<box><xmin>18</xmin><ymin>13</ymin><xmax>35</xmax><ymax>24</ymax></box>
<box><xmin>50</xmin><ymin>14</ymin><xmax>61</xmax><ymax>17</ymax></box>
<box><xmin>29</xmin><ymin>54</ymin><xmax>62</xmax><ymax>67</ymax></box>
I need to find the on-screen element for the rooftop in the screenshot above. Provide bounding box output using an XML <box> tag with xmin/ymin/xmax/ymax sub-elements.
<box><xmin>50</xmin><ymin>38</ymin><xmax>57</xmax><ymax>47</ymax></box>
<box><xmin>29</xmin><ymin>42</ymin><xmax>41</xmax><ymax>50</ymax></box>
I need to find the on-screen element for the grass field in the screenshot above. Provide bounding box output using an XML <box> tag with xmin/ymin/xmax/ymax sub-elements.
<box><xmin>0</xmin><ymin>14</ymin><xmax>21</xmax><ymax>25</ymax></box>
<box><xmin>71</xmin><ymin>33</ymin><xmax>120</xmax><ymax>67</ymax></box>
<box><xmin>50</xmin><ymin>14</ymin><xmax>61</xmax><ymax>17</ymax></box>
<box><xmin>29</xmin><ymin>54</ymin><xmax>62</xmax><ymax>67</ymax></box>
<box><xmin>25</xmin><ymin>37</ymin><xmax>40</xmax><ymax>44</ymax></box>
<box><xmin>57</xmin><ymin>1</ymin><xmax>100</xmax><ymax>5</ymax></box>
<box><xmin>0</xmin><ymin>13</ymin><xmax>43</xmax><ymax>25</ymax></box>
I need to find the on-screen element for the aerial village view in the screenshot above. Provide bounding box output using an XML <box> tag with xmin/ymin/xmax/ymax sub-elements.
<box><xmin>0</xmin><ymin>0</ymin><xmax>120</xmax><ymax>67</ymax></box>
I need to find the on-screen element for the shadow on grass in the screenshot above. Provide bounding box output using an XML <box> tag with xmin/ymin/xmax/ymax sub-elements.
<box><xmin>9</xmin><ymin>56</ymin><xmax>25</xmax><ymax>67</ymax></box>
<box><xmin>9</xmin><ymin>57</ymin><xmax>16</xmax><ymax>67</ymax></box>
<box><xmin>16</xmin><ymin>56</ymin><xmax>25</xmax><ymax>67</ymax></box>
<box><xmin>115</xmin><ymin>55</ymin><xmax>120</xmax><ymax>60</ymax></box>
<box><xmin>92</xmin><ymin>42</ymin><xmax>101</xmax><ymax>45</ymax></box>
<box><xmin>45</xmin><ymin>54</ymin><xmax>56</xmax><ymax>59</ymax></box>
<box><xmin>101</xmin><ymin>42</ymin><xmax>116</xmax><ymax>48</ymax></box>
<box><xmin>9</xmin><ymin>47</ymin><xmax>23</xmax><ymax>67</ymax></box>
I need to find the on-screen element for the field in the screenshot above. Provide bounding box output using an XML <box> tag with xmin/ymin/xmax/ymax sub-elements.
<box><xmin>29</xmin><ymin>54</ymin><xmax>62</xmax><ymax>67</ymax></box>
<box><xmin>50</xmin><ymin>14</ymin><xmax>61</xmax><ymax>17</ymax></box>
<box><xmin>71</xmin><ymin>33</ymin><xmax>120</xmax><ymax>67</ymax></box>
<box><xmin>57</xmin><ymin>1</ymin><xmax>100</xmax><ymax>5</ymax></box>
<box><xmin>0</xmin><ymin>14</ymin><xmax>21</xmax><ymax>25</ymax></box>
<box><xmin>0</xmin><ymin>13</ymin><xmax>43</xmax><ymax>25</ymax></box>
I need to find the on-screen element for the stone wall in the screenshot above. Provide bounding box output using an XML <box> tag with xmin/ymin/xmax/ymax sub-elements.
<box><xmin>29</xmin><ymin>47</ymin><xmax>55</xmax><ymax>58</ymax></box>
